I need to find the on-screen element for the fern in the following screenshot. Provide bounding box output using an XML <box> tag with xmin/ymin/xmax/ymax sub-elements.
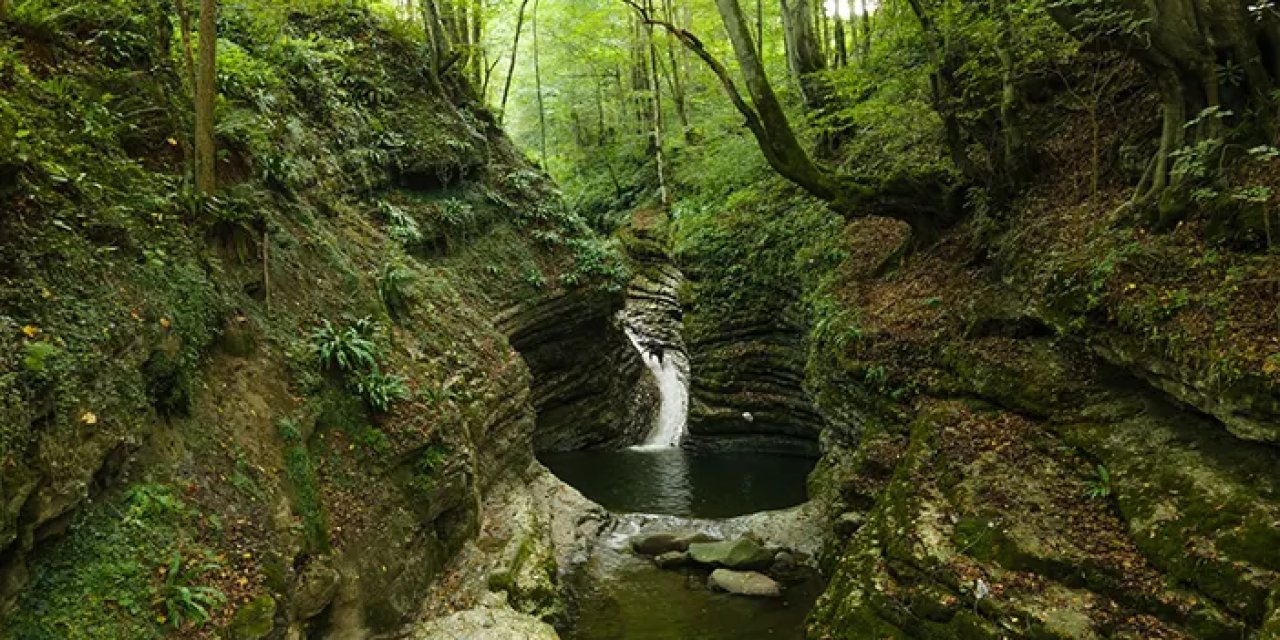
<box><xmin>309</xmin><ymin>317</ymin><xmax>379</xmax><ymax>373</ymax></box>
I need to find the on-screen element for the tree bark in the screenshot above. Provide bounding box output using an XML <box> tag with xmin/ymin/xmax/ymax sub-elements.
<box><xmin>859</xmin><ymin>0</ymin><xmax>870</xmax><ymax>57</ymax></box>
<box><xmin>833</xmin><ymin>0</ymin><xmax>848</xmax><ymax>68</ymax></box>
<box><xmin>195</xmin><ymin>0</ymin><xmax>217</xmax><ymax>195</ymax></box>
<box><xmin>662</xmin><ymin>0</ymin><xmax>692</xmax><ymax>141</ymax></box>
<box><xmin>498</xmin><ymin>0</ymin><xmax>531</xmax><ymax>124</ymax></box>
<box><xmin>533</xmin><ymin>0</ymin><xmax>547</xmax><ymax>166</ymax></box>
<box><xmin>644</xmin><ymin>0</ymin><xmax>671</xmax><ymax>204</ymax></box>
<box><xmin>779</xmin><ymin>0</ymin><xmax>826</xmax><ymax>108</ymax></box>
<box><xmin>470</xmin><ymin>0</ymin><xmax>483</xmax><ymax>88</ymax></box>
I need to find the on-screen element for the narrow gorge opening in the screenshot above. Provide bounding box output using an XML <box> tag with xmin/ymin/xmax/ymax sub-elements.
<box><xmin>523</xmin><ymin>248</ymin><xmax>825</xmax><ymax>640</ymax></box>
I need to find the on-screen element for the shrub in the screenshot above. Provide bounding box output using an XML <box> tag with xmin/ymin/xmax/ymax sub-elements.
<box><xmin>152</xmin><ymin>550</ymin><xmax>225</xmax><ymax>630</ymax></box>
<box><xmin>309</xmin><ymin>317</ymin><xmax>379</xmax><ymax>373</ymax></box>
<box><xmin>350</xmin><ymin>368</ymin><xmax>409</xmax><ymax>413</ymax></box>
<box><xmin>376</xmin><ymin>261</ymin><xmax>415</xmax><ymax>319</ymax></box>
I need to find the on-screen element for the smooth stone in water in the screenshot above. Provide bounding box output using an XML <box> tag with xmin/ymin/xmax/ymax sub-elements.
<box><xmin>631</xmin><ymin>533</ymin><xmax>682</xmax><ymax>556</ymax></box>
<box><xmin>653</xmin><ymin>550</ymin><xmax>690</xmax><ymax>569</ymax></box>
<box><xmin>707</xmin><ymin>569</ymin><xmax>782</xmax><ymax>598</ymax></box>
<box><xmin>687</xmin><ymin>538</ymin><xmax>773</xmax><ymax>570</ymax></box>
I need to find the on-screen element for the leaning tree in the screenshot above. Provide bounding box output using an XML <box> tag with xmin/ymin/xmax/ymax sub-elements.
<box><xmin>623</xmin><ymin>0</ymin><xmax>961</xmax><ymax>242</ymax></box>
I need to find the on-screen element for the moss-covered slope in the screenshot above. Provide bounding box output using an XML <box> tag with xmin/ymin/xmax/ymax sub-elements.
<box><xmin>0</xmin><ymin>2</ymin><xmax>629</xmax><ymax>637</ymax></box>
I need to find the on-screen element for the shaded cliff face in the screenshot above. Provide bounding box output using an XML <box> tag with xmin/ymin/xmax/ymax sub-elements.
<box><xmin>0</xmin><ymin>4</ymin><xmax>629</xmax><ymax>638</ymax></box>
<box><xmin>671</xmin><ymin>194</ymin><xmax>829</xmax><ymax>455</ymax></box>
<box><xmin>505</xmin><ymin>288</ymin><xmax>658</xmax><ymax>453</ymax></box>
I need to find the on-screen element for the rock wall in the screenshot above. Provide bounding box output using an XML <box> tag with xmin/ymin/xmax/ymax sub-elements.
<box><xmin>672</xmin><ymin>203</ymin><xmax>826</xmax><ymax>455</ymax></box>
<box><xmin>503</xmin><ymin>288</ymin><xmax>658</xmax><ymax>453</ymax></box>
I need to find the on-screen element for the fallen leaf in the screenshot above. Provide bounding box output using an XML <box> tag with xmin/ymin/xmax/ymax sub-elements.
<box><xmin>21</xmin><ymin>325</ymin><xmax>40</xmax><ymax>338</ymax></box>
<box><xmin>80</xmin><ymin>411</ymin><xmax>98</xmax><ymax>425</ymax></box>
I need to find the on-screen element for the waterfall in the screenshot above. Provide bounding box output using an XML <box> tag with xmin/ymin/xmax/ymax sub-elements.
<box><xmin>625</xmin><ymin>328</ymin><xmax>688</xmax><ymax>448</ymax></box>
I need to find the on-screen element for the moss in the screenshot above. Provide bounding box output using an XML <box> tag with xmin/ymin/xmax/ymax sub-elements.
<box><xmin>0</xmin><ymin>485</ymin><xmax>213</xmax><ymax>640</ymax></box>
<box><xmin>277</xmin><ymin>419</ymin><xmax>329</xmax><ymax>554</ymax></box>
<box><xmin>141</xmin><ymin>349</ymin><xmax>191</xmax><ymax>417</ymax></box>
<box><xmin>224</xmin><ymin>595</ymin><xmax>276</xmax><ymax>640</ymax></box>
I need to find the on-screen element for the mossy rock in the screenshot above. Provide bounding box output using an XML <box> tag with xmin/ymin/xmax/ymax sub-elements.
<box><xmin>687</xmin><ymin>538</ymin><xmax>773</xmax><ymax>571</ymax></box>
<box><xmin>142</xmin><ymin>347</ymin><xmax>191</xmax><ymax>417</ymax></box>
<box><xmin>224</xmin><ymin>595</ymin><xmax>276</xmax><ymax>640</ymax></box>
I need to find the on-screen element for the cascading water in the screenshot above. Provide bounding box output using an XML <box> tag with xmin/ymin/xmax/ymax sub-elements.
<box><xmin>625</xmin><ymin>328</ymin><xmax>688</xmax><ymax>448</ymax></box>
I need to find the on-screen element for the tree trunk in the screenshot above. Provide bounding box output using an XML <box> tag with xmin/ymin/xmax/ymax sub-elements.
<box><xmin>833</xmin><ymin>0</ymin><xmax>848</xmax><ymax>68</ymax></box>
<box><xmin>470</xmin><ymin>0</ymin><xmax>483</xmax><ymax>88</ymax></box>
<box><xmin>498</xmin><ymin>0</ymin><xmax>531</xmax><ymax>124</ymax></box>
<box><xmin>747</xmin><ymin>0</ymin><xmax>757</xmax><ymax>56</ymax></box>
<box><xmin>859</xmin><ymin>0</ymin><xmax>870</xmax><ymax>57</ymax></box>
<box><xmin>716</xmin><ymin>0</ymin><xmax>839</xmax><ymax>199</ymax></box>
<box><xmin>662</xmin><ymin>0</ymin><xmax>692</xmax><ymax>141</ymax></box>
<box><xmin>421</xmin><ymin>0</ymin><xmax>454</xmax><ymax>83</ymax></box>
<box><xmin>195</xmin><ymin>0</ymin><xmax>217</xmax><ymax>195</ymax></box>
<box><xmin>1047</xmin><ymin>0</ymin><xmax>1280</xmax><ymax>212</ymax></box>
<box><xmin>905</xmin><ymin>0</ymin><xmax>974</xmax><ymax>179</ymax></box>
<box><xmin>779</xmin><ymin>0</ymin><xmax>826</xmax><ymax>108</ymax></box>
<box><xmin>533</xmin><ymin>0</ymin><xmax>547</xmax><ymax>166</ymax></box>
<box><xmin>644</xmin><ymin>0</ymin><xmax>670</xmax><ymax>204</ymax></box>
<box><xmin>629</xmin><ymin>0</ymin><xmax>958</xmax><ymax>240</ymax></box>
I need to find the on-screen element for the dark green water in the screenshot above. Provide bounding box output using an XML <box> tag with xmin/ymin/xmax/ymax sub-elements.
<box><xmin>564</xmin><ymin>557</ymin><xmax>824</xmax><ymax>640</ymax></box>
<box><xmin>539</xmin><ymin>447</ymin><xmax>817</xmax><ymax>518</ymax></box>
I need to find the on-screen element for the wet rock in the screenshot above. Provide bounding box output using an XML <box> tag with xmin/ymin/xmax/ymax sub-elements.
<box><xmin>707</xmin><ymin>569</ymin><xmax>782</xmax><ymax>598</ymax></box>
<box><xmin>631</xmin><ymin>533</ymin><xmax>682</xmax><ymax>556</ymax></box>
<box><xmin>653</xmin><ymin>551</ymin><xmax>689</xmax><ymax>569</ymax></box>
<box><xmin>687</xmin><ymin>538</ymin><xmax>773</xmax><ymax>570</ymax></box>
<box><xmin>290</xmin><ymin>557</ymin><xmax>339</xmax><ymax>621</ymax></box>
<box><xmin>413</xmin><ymin>607</ymin><xmax>560</xmax><ymax>640</ymax></box>
<box><xmin>630</xmin><ymin>531</ymin><xmax>719</xmax><ymax>556</ymax></box>
<box><xmin>678</xmin><ymin>532</ymin><xmax>719</xmax><ymax>547</ymax></box>
<box><xmin>833</xmin><ymin>512</ymin><xmax>865</xmax><ymax>537</ymax></box>
<box><xmin>768</xmin><ymin>550</ymin><xmax>808</xmax><ymax>584</ymax></box>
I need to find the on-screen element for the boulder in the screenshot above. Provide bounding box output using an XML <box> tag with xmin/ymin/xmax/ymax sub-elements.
<box><xmin>707</xmin><ymin>569</ymin><xmax>782</xmax><ymax>598</ymax></box>
<box><xmin>630</xmin><ymin>533</ymin><xmax>682</xmax><ymax>556</ymax></box>
<box><xmin>225</xmin><ymin>595</ymin><xmax>277</xmax><ymax>640</ymax></box>
<box><xmin>631</xmin><ymin>532</ymin><xmax>719</xmax><ymax>556</ymax></box>
<box><xmin>290</xmin><ymin>557</ymin><xmax>340</xmax><ymax>620</ymax></box>
<box><xmin>653</xmin><ymin>551</ymin><xmax>689</xmax><ymax>569</ymax></box>
<box><xmin>768</xmin><ymin>550</ymin><xmax>808</xmax><ymax>583</ymax></box>
<box><xmin>687</xmin><ymin>538</ymin><xmax>773</xmax><ymax>570</ymax></box>
<box><xmin>678</xmin><ymin>532</ymin><xmax>719</xmax><ymax>547</ymax></box>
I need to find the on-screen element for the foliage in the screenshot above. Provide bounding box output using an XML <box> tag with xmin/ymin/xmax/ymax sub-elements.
<box><xmin>1085</xmin><ymin>464</ymin><xmax>1112</xmax><ymax>499</ymax></box>
<box><xmin>409</xmin><ymin>442</ymin><xmax>451</xmax><ymax>495</ymax></box>
<box><xmin>376</xmin><ymin>260</ymin><xmax>416</xmax><ymax>319</ymax></box>
<box><xmin>310</xmin><ymin>317</ymin><xmax>379</xmax><ymax>374</ymax></box>
<box><xmin>3</xmin><ymin>484</ymin><xmax>222</xmax><ymax>639</ymax></box>
<box><xmin>153</xmin><ymin>551</ymin><xmax>225</xmax><ymax>629</ymax></box>
<box><xmin>350</xmin><ymin>367</ymin><xmax>410</xmax><ymax>412</ymax></box>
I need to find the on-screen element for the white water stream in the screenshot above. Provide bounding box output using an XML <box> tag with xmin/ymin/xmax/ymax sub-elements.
<box><xmin>625</xmin><ymin>328</ymin><xmax>688</xmax><ymax>448</ymax></box>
